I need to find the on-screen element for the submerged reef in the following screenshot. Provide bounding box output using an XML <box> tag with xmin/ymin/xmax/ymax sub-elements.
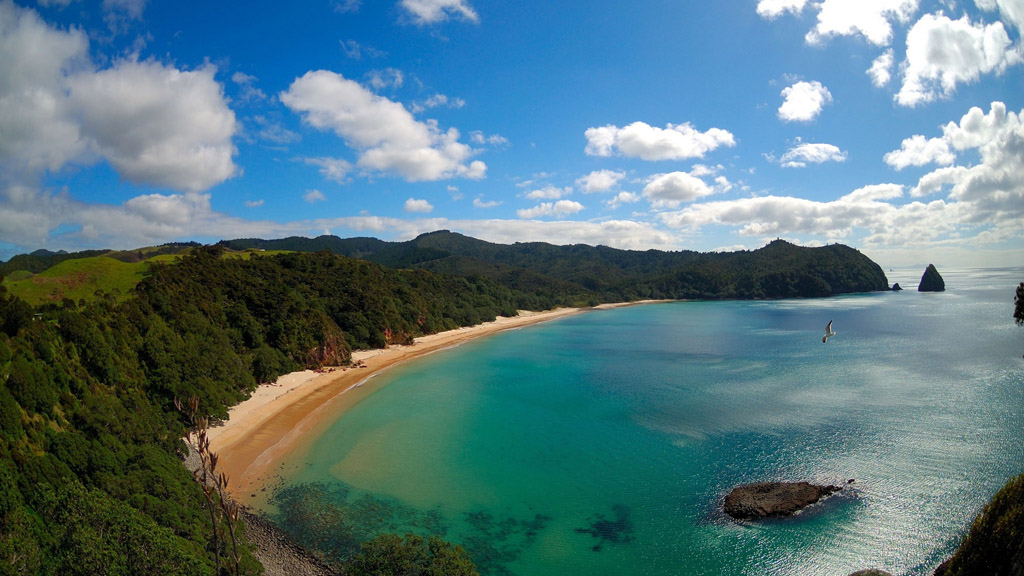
<box><xmin>574</xmin><ymin>504</ymin><xmax>635</xmax><ymax>552</ymax></box>
<box><xmin>270</xmin><ymin>481</ymin><xmax>551</xmax><ymax>576</ymax></box>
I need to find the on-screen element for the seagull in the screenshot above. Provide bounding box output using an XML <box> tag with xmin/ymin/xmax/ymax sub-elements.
<box><xmin>822</xmin><ymin>320</ymin><xmax>836</xmax><ymax>343</ymax></box>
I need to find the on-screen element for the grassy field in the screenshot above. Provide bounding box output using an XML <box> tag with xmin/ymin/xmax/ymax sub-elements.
<box><xmin>1</xmin><ymin>249</ymin><xmax>295</xmax><ymax>306</ymax></box>
<box><xmin>2</xmin><ymin>254</ymin><xmax>179</xmax><ymax>306</ymax></box>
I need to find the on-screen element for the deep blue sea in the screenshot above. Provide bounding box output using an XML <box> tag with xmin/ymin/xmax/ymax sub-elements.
<box><xmin>264</xmin><ymin>268</ymin><xmax>1024</xmax><ymax>576</ymax></box>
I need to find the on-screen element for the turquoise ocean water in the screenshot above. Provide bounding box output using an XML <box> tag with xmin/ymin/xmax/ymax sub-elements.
<box><xmin>264</xmin><ymin>268</ymin><xmax>1024</xmax><ymax>576</ymax></box>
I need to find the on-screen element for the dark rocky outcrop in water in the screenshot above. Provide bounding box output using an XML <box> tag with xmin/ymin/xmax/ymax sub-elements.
<box><xmin>724</xmin><ymin>481</ymin><xmax>845</xmax><ymax>520</ymax></box>
<box><xmin>892</xmin><ymin>282</ymin><xmax>903</xmax><ymax>291</ymax></box>
<box><xmin>918</xmin><ymin>264</ymin><xmax>946</xmax><ymax>292</ymax></box>
<box><xmin>848</xmin><ymin>570</ymin><xmax>893</xmax><ymax>576</ymax></box>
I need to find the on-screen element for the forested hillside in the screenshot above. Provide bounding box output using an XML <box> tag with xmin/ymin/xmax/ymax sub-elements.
<box><xmin>221</xmin><ymin>230</ymin><xmax>891</xmax><ymax>301</ymax></box>
<box><xmin>0</xmin><ymin>247</ymin><xmax>518</xmax><ymax>575</ymax></box>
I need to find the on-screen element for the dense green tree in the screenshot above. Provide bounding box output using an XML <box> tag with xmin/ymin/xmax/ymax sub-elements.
<box><xmin>0</xmin><ymin>288</ymin><xmax>32</xmax><ymax>337</ymax></box>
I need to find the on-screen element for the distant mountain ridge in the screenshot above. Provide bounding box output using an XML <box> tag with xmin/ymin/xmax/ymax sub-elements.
<box><xmin>219</xmin><ymin>230</ymin><xmax>891</xmax><ymax>302</ymax></box>
<box><xmin>2</xmin><ymin>232</ymin><xmax>890</xmax><ymax>306</ymax></box>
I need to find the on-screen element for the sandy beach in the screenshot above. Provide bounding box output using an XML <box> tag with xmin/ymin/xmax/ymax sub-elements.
<box><xmin>207</xmin><ymin>303</ymin><xmax>657</xmax><ymax>499</ymax></box>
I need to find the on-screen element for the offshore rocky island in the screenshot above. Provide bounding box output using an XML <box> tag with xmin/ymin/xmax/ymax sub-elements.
<box><xmin>723</xmin><ymin>480</ymin><xmax>852</xmax><ymax>520</ymax></box>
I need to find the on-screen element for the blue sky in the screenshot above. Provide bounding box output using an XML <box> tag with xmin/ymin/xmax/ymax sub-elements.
<box><xmin>1</xmin><ymin>0</ymin><xmax>1022</xmax><ymax>267</ymax></box>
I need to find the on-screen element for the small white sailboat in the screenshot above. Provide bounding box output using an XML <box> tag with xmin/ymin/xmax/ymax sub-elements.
<box><xmin>822</xmin><ymin>320</ymin><xmax>836</xmax><ymax>343</ymax></box>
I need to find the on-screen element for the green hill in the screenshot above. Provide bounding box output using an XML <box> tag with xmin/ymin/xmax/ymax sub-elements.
<box><xmin>0</xmin><ymin>255</ymin><xmax>176</xmax><ymax>306</ymax></box>
<box><xmin>0</xmin><ymin>243</ymin><xmax>199</xmax><ymax>281</ymax></box>
<box><xmin>0</xmin><ymin>248</ymin><xmax>111</xmax><ymax>278</ymax></box>
<box><xmin>0</xmin><ymin>246</ymin><xmax>285</xmax><ymax>307</ymax></box>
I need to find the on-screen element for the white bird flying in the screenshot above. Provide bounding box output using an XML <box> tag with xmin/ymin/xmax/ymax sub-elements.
<box><xmin>822</xmin><ymin>320</ymin><xmax>836</xmax><ymax>343</ymax></box>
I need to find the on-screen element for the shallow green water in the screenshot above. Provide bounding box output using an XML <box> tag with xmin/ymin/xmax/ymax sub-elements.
<box><xmin>265</xmin><ymin>268</ymin><xmax>1024</xmax><ymax>575</ymax></box>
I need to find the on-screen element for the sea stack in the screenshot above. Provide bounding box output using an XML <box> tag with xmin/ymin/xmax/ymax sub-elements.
<box><xmin>918</xmin><ymin>264</ymin><xmax>946</xmax><ymax>292</ymax></box>
<box><xmin>891</xmin><ymin>283</ymin><xmax>903</xmax><ymax>291</ymax></box>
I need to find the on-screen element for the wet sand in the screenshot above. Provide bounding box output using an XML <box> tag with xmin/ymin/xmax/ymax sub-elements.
<box><xmin>207</xmin><ymin>304</ymin><xmax>660</xmax><ymax>498</ymax></box>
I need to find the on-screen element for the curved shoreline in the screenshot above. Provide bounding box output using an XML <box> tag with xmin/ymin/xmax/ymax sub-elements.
<box><xmin>208</xmin><ymin>303</ymin><xmax>663</xmax><ymax>499</ymax></box>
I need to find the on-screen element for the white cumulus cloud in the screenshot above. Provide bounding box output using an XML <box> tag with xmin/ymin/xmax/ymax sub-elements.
<box><xmin>400</xmin><ymin>0</ymin><xmax>478</xmax><ymax>24</ymax></box>
<box><xmin>657</xmin><ymin>186</ymin><xmax>912</xmax><ymax>243</ymax></box>
<box><xmin>281</xmin><ymin>70</ymin><xmax>486</xmax><ymax>182</ymax></box>
<box><xmin>68</xmin><ymin>60</ymin><xmax>238</xmax><ymax>192</ymax></box>
<box><xmin>806</xmin><ymin>0</ymin><xmax>920</xmax><ymax>46</ymax></box>
<box><xmin>525</xmin><ymin>185</ymin><xmax>571</xmax><ymax>200</ymax></box>
<box><xmin>904</xmin><ymin>102</ymin><xmax>1024</xmax><ymax>216</ymax></box>
<box><xmin>778</xmin><ymin>80</ymin><xmax>833</xmax><ymax>122</ymax></box>
<box><xmin>124</xmin><ymin>191</ymin><xmax>210</xmax><ymax>227</ymax></box>
<box><xmin>655</xmin><ymin>102</ymin><xmax>1024</xmax><ymax>250</ymax></box>
<box><xmin>977</xmin><ymin>0</ymin><xmax>1024</xmax><ymax>32</ymax></box>
<box><xmin>412</xmin><ymin>93</ymin><xmax>466</xmax><ymax>113</ymax></box>
<box><xmin>304</xmin><ymin>157</ymin><xmax>353</xmax><ymax>183</ymax></box>
<box><xmin>779</xmin><ymin>142</ymin><xmax>848</xmax><ymax>168</ymax></box>
<box><xmin>365</xmin><ymin>67</ymin><xmax>404</xmax><ymax>90</ymax></box>
<box><xmin>473</xmin><ymin>196</ymin><xmax>501</xmax><ymax>208</ymax></box>
<box><xmin>469</xmin><ymin>131</ymin><xmax>509</xmax><ymax>147</ymax></box>
<box><xmin>642</xmin><ymin>172</ymin><xmax>715</xmax><ymax>209</ymax></box>
<box><xmin>757</xmin><ymin>0</ymin><xmax>810</xmax><ymax>19</ymax></box>
<box><xmin>606</xmin><ymin>192</ymin><xmax>641</xmax><ymax>210</ymax></box>
<box><xmin>253</xmin><ymin>115</ymin><xmax>299</xmax><ymax>145</ymax></box>
<box><xmin>0</xmin><ymin>2</ymin><xmax>237</xmax><ymax>193</ymax></box>
<box><xmin>884</xmin><ymin>134</ymin><xmax>955</xmax><ymax>169</ymax></box>
<box><xmin>516</xmin><ymin>200</ymin><xmax>584</xmax><ymax>219</ymax></box>
<box><xmin>303</xmin><ymin>189</ymin><xmax>327</xmax><ymax>203</ymax></box>
<box><xmin>867</xmin><ymin>49</ymin><xmax>895</xmax><ymax>87</ymax></box>
<box><xmin>404</xmin><ymin>197</ymin><xmax>434</xmax><ymax>213</ymax></box>
<box><xmin>576</xmin><ymin>169</ymin><xmax>626</xmax><ymax>193</ymax></box>
<box><xmin>232</xmin><ymin>71</ymin><xmax>267</xmax><ymax>103</ymax></box>
<box><xmin>758</xmin><ymin>0</ymin><xmax>920</xmax><ymax>46</ymax></box>
<box><xmin>0</xmin><ymin>1</ymin><xmax>90</xmax><ymax>177</ymax></box>
<box><xmin>584</xmin><ymin>121</ymin><xmax>735</xmax><ymax>161</ymax></box>
<box><xmin>896</xmin><ymin>12</ymin><xmax>1022</xmax><ymax>107</ymax></box>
